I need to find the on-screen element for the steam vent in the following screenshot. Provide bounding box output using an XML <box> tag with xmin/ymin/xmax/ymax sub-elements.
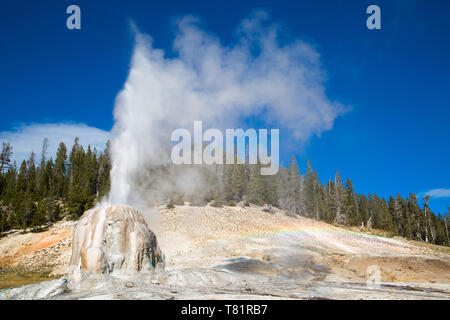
<box><xmin>69</xmin><ymin>205</ymin><xmax>164</xmax><ymax>275</ymax></box>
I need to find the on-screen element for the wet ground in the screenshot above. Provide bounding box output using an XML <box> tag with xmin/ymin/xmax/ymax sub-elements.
<box><xmin>1</xmin><ymin>205</ymin><xmax>449</xmax><ymax>299</ymax></box>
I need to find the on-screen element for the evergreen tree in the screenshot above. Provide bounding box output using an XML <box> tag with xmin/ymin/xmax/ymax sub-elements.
<box><xmin>12</xmin><ymin>160</ymin><xmax>28</xmax><ymax>227</ymax></box>
<box><xmin>277</xmin><ymin>165</ymin><xmax>289</xmax><ymax>210</ymax></box>
<box><xmin>230</xmin><ymin>163</ymin><xmax>245</xmax><ymax>201</ymax></box>
<box><xmin>67</xmin><ymin>138</ymin><xmax>93</xmax><ymax>217</ymax></box>
<box><xmin>248</xmin><ymin>164</ymin><xmax>264</xmax><ymax>205</ymax></box>
<box><xmin>343</xmin><ymin>178</ymin><xmax>360</xmax><ymax>226</ymax></box>
<box><xmin>38</xmin><ymin>159</ymin><xmax>54</xmax><ymax>198</ymax></box>
<box><xmin>31</xmin><ymin>200</ymin><xmax>47</xmax><ymax>232</ymax></box>
<box><xmin>54</xmin><ymin>142</ymin><xmax>68</xmax><ymax>199</ymax></box>
<box><xmin>325</xmin><ymin>180</ymin><xmax>336</xmax><ymax>223</ymax></box>
<box><xmin>285</xmin><ymin>156</ymin><xmax>302</xmax><ymax>215</ymax></box>
<box><xmin>334</xmin><ymin>172</ymin><xmax>346</xmax><ymax>225</ymax></box>
<box><xmin>36</xmin><ymin>137</ymin><xmax>49</xmax><ymax>191</ymax></box>
<box><xmin>407</xmin><ymin>193</ymin><xmax>425</xmax><ymax>241</ymax></box>
<box><xmin>0</xmin><ymin>142</ymin><xmax>13</xmax><ymax>173</ymax></box>
<box><xmin>304</xmin><ymin>159</ymin><xmax>315</xmax><ymax>217</ymax></box>
<box><xmin>445</xmin><ymin>208</ymin><xmax>450</xmax><ymax>246</ymax></box>
<box><xmin>359</xmin><ymin>194</ymin><xmax>370</xmax><ymax>228</ymax></box>
<box><xmin>97</xmin><ymin>141</ymin><xmax>111</xmax><ymax>199</ymax></box>
<box><xmin>377</xmin><ymin>198</ymin><xmax>394</xmax><ymax>232</ymax></box>
<box><xmin>1</xmin><ymin>162</ymin><xmax>17</xmax><ymax>205</ymax></box>
<box><xmin>26</xmin><ymin>152</ymin><xmax>37</xmax><ymax>201</ymax></box>
<box><xmin>422</xmin><ymin>195</ymin><xmax>436</xmax><ymax>243</ymax></box>
<box><xmin>396</xmin><ymin>194</ymin><xmax>412</xmax><ymax>238</ymax></box>
<box><xmin>67</xmin><ymin>184</ymin><xmax>92</xmax><ymax>217</ymax></box>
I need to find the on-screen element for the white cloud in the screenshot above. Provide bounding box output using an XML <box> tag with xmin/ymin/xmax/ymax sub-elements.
<box><xmin>421</xmin><ymin>188</ymin><xmax>450</xmax><ymax>199</ymax></box>
<box><xmin>0</xmin><ymin>123</ymin><xmax>110</xmax><ymax>164</ymax></box>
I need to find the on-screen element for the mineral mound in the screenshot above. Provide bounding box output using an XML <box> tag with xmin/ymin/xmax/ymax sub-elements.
<box><xmin>69</xmin><ymin>205</ymin><xmax>164</xmax><ymax>275</ymax></box>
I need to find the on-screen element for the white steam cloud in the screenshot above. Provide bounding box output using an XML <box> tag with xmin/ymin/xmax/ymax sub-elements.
<box><xmin>108</xmin><ymin>11</ymin><xmax>347</xmax><ymax>206</ymax></box>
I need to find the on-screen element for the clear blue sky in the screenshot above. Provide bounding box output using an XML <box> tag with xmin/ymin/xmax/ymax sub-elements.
<box><xmin>0</xmin><ymin>0</ymin><xmax>449</xmax><ymax>213</ymax></box>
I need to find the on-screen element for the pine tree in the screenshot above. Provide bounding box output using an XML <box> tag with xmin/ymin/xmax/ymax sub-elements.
<box><xmin>67</xmin><ymin>184</ymin><xmax>92</xmax><ymax>217</ymax></box>
<box><xmin>0</xmin><ymin>142</ymin><xmax>13</xmax><ymax>173</ymax></box>
<box><xmin>334</xmin><ymin>172</ymin><xmax>346</xmax><ymax>225</ymax></box>
<box><xmin>67</xmin><ymin>138</ymin><xmax>93</xmax><ymax>217</ymax></box>
<box><xmin>284</xmin><ymin>156</ymin><xmax>302</xmax><ymax>215</ymax></box>
<box><xmin>36</xmin><ymin>137</ymin><xmax>49</xmax><ymax>191</ymax></box>
<box><xmin>311</xmin><ymin>170</ymin><xmax>322</xmax><ymax>219</ymax></box>
<box><xmin>367</xmin><ymin>193</ymin><xmax>376</xmax><ymax>229</ymax></box>
<box><xmin>1</xmin><ymin>162</ymin><xmax>17</xmax><ymax>205</ymax></box>
<box><xmin>422</xmin><ymin>195</ymin><xmax>436</xmax><ymax>243</ymax></box>
<box><xmin>277</xmin><ymin>165</ymin><xmax>289</xmax><ymax>209</ymax></box>
<box><xmin>343</xmin><ymin>178</ymin><xmax>360</xmax><ymax>226</ymax></box>
<box><xmin>31</xmin><ymin>200</ymin><xmax>47</xmax><ymax>232</ymax></box>
<box><xmin>248</xmin><ymin>164</ymin><xmax>264</xmax><ymax>205</ymax></box>
<box><xmin>54</xmin><ymin>142</ymin><xmax>68</xmax><ymax>199</ymax></box>
<box><xmin>325</xmin><ymin>180</ymin><xmax>336</xmax><ymax>223</ymax></box>
<box><xmin>223</xmin><ymin>164</ymin><xmax>234</xmax><ymax>202</ymax></box>
<box><xmin>97</xmin><ymin>150</ymin><xmax>111</xmax><ymax>199</ymax></box>
<box><xmin>392</xmin><ymin>194</ymin><xmax>410</xmax><ymax>238</ymax></box>
<box><xmin>262</xmin><ymin>173</ymin><xmax>278</xmax><ymax>207</ymax></box>
<box><xmin>38</xmin><ymin>159</ymin><xmax>54</xmax><ymax>198</ymax></box>
<box><xmin>230</xmin><ymin>164</ymin><xmax>245</xmax><ymax>201</ymax></box>
<box><xmin>445</xmin><ymin>208</ymin><xmax>450</xmax><ymax>246</ymax></box>
<box><xmin>435</xmin><ymin>213</ymin><xmax>447</xmax><ymax>246</ymax></box>
<box><xmin>26</xmin><ymin>152</ymin><xmax>37</xmax><ymax>201</ymax></box>
<box><xmin>407</xmin><ymin>193</ymin><xmax>425</xmax><ymax>241</ymax></box>
<box><xmin>13</xmin><ymin>160</ymin><xmax>28</xmax><ymax>228</ymax></box>
<box><xmin>378</xmin><ymin>198</ymin><xmax>394</xmax><ymax>232</ymax></box>
<box><xmin>359</xmin><ymin>194</ymin><xmax>370</xmax><ymax>228</ymax></box>
<box><xmin>304</xmin><ymin>159</ymin><xmax>315</xmax><ymax>217</ymax></box>
<box><xmin>316</xmin><ymin>182</ymin><xmax>330</xmax><ymax>221</ymax></box>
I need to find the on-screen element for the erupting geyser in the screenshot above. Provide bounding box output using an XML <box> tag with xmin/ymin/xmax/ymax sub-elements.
<box><xmin>69</xmin><ymin>206</ymin><xmax>164</xmax><ymax>275</ymax></box>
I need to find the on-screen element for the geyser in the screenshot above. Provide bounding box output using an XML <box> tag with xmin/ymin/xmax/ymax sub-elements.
<box><xmin>69</xmin><ymin>205</ymin><xmax>164</xmax><ymax>275</ymax></box>
<box><xmin>107</xmin><ymin>12</ymin><xmax>347</xmax><ymax>207</ymax></box>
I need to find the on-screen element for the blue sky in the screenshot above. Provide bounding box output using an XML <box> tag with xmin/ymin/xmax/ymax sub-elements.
<box><xmin>0</xmin><ymin>0</ymin><xmax>449</xmax><ymax>214</ymax></box>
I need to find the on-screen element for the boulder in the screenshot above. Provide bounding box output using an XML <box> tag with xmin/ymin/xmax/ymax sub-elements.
<box><xmin>69</xmin><ymin>205</ymin><xmax>164</xmax><ymax>275</ymax></box>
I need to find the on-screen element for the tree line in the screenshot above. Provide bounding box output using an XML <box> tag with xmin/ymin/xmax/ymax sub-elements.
<box><xmin>0</xmin><ymin>139</ymin><xmax>110</xmax><ymax>234</ymax></box>
<box><xmin>167</xmin><ymin>155</ymin><xmax>450</xmax><ymax>247</ymax></box>
<box><xmin>0</xmin><ymin>139</ymin><xmax>448</xmax><ymax>247</ymax></box>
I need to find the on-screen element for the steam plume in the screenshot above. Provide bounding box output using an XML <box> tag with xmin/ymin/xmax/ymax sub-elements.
<box><xmin>108</xmin><ymin>11</ymin><xmax>346</xmax><ymax>207</ymax></box>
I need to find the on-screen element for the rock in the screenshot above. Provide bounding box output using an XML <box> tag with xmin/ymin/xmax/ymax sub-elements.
<box><xmin>0</xmin><ymin>278</ymin><xmax>68</xmax><ymax>300</ymax></box>
<box><xmin>69</xmin><ymin>205</ymin><xmax>164</xmax><ymax>275</ymax></box>
<box><xmin>262</xmin><ymin>205</ymin><xmax>275</xmax><ymax>214</ymax></box>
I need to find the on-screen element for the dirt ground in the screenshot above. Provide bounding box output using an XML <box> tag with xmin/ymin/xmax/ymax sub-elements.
<box><xmin>151</xmin><ymin>205</ymin><xmax>450</xmax><ymax>284</ymax></box>
<box><xmin>1</xmin><ymin>204</ymin><xmax>449</xmax><ymax>299</ymax></box>
<box><xmin>0</xmin><ymin>220</ymin><xmax>73</xmax><ymax>276</ymax></box>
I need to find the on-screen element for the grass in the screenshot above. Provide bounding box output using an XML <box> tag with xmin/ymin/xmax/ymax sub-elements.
<box><xmin>0</xmin><ymin>269</ymin><xmax>56</xmax><ymax>290</ymax></box>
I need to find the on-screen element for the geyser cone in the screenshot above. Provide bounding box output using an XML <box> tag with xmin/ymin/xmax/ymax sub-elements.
<box><xmin>69</xmin><ymin>205</ymin><xmax>164</xmax><ymax>275</ymax></box>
